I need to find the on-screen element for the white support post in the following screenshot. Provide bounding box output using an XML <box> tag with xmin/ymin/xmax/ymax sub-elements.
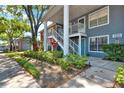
<box><xmin>79</xmin><ymin>35</ymin><xmax>82</xmax><ymax>56</ymax></box>
<box><xmin>64</xmin><ymin>5</ymin><xmax>69</xmax><ymax>56</ymax></box>
<box><xmin>43</xmin><ymin>21</ymin><xmax>48</xmax><ymax>51</ymax></box>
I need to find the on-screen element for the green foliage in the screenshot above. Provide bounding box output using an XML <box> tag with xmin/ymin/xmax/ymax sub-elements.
<box><xmin>65</xmin><ymin>54</ymin><xmax>87</xmax><ymax>69</ymax></box>
<box><xmin>0</xmin><ymin>16</ymin><xmax>30</xmax><ymax>51</ymax></box>
<box><xmin>52</xmin><ymin>51</ymin><xmax>63</xmax><ymax>58</ymax></box>
<box><xmin>24</xmin><ymin>50</ymin><xmax>63</xmax><ymax>64</ymax></box>
<box><xmin>6</xmin><ymin>52</ymin><xmax>24</xmax><ymax>58</ymax></box>
<box><xmin>24</xmin><ymin>51</ymin><xmax>87</xmax><ymax>71</ymax></box>
<box><xmin>6</xmin><ymin>51</ymin><xmax>40</xmax><ymax>79</ymax></box>
<box><xmin>115</xmin><ymin>65</ymin><xmax>124</xmax><ymax>85</ymax></box>
<box><xmin>0</xmin><ymin>17</ymin><xmax>30</xmax><ymax>39</ymax></box>
<box><xmin>58</xmin><ymin>58</ymin><xmax>71</xmax><ymax>71</ymax></box>
<box><xmin>15</xmin><ymin>58</ymin><xmax>40</xmax><ymax>79</ymax></box>
<box><xmin>102</xmin><ymin>44</ymin><xmax>124</xmax><ymax>61</ymax></box>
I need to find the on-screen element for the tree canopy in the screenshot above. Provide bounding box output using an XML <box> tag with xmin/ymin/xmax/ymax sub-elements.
<box><xmin>0</xmin><ymin>16</ymin><xmax>30</xmax><ymax>51</ymax></box>
<box><xmin>0</xmin><ymin>5</ymin><xmax>49</xmax><ymax>51</ymax></box>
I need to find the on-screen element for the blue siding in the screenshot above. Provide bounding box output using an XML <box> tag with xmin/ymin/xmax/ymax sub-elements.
<box><xmin>86</xmin><ymin>6</ymin><xmax>124</xmax><ymax>58</ymax></box>
<box><xmin>71</xmin><ymin>5</ymin><xmax>124</xmax><ymax>58</ymax></box>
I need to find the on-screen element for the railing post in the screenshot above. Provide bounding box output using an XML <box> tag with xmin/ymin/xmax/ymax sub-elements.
<box><xmin>64</xmin><ymin>5</ymin><xmax>69</xmax><ymax>56</ymax></box>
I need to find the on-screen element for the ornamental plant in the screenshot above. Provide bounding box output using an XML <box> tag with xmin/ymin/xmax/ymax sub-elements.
<box><xmin>102</xmin><ymin>44</ymin><xmax>124</xmax><ymax>61</ymax></box>
<box><xmin>115</xmin><ymin>65</ymin><xmax>124</xmax><ymax>87</ymax></box>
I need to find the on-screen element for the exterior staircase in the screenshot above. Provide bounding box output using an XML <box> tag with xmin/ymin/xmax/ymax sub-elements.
<box><xmin>50</xmin><ymin>30</ymin><xmax>80</xmax><ymax>55</ymax></box>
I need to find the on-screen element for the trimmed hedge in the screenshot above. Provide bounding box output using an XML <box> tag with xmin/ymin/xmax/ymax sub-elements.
<box><xmin>102</xmin><ymin>44</ymin><xmax>124</xmax><ymax>61</ymax></box>
<box><xmin>15</xmin><ymin>58</ymin><xmax>40</xmax><ymax>79</ymax></box>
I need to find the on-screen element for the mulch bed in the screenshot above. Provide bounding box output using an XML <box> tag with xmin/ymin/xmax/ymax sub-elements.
<box><xmin>25</xmin><ymin>57</ymin><xmax>89</xmax><ymax>88</ymax></box>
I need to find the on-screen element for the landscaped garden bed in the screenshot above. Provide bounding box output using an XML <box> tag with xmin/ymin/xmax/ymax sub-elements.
<box><xmin>5</xmin><ymin>52</ymin><xmax>41</xmax><ymax>79</ymax></box>
<box><xmin>22</xmin><ymin>50</ymin><xmax>89</xmax><ymax>87</ymax></box>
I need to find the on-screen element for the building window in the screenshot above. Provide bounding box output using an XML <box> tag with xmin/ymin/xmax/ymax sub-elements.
<box><xmin>89</xmin><ymin>35</ymin><xmax>109</xmax><ymax>52</ymax></box>
<box><xmin>88</xmin><ymin>6</ymin><xmax>109</xmax><ymax>29</ymax></box>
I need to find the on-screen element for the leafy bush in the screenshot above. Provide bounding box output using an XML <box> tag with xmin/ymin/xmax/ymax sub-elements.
<box><xmin>24</xmin><ymin>50</ymin><xmax>63</xmax><ymax>64</ymax></box>
<box><xmin>15</xmin><ymin>58</ymin><xmax>40</xmax><ymax>79</ymax></box>
<box><xmin>52</xmin><ymin>51</ymin><xmax>63</xmax><ymax>58</ymax></box>
<box><xmin>65</xmin><ymin>54</ymin><xmax>87</xmax><ymax>69</ymax></box>
<box><xmin>102</xmin><ymin>44</ymin><xmax>124</xmax><ymax>61</ymax></box>
<box><xmin>24</xmin><ymin>51</ymin><xmax>87</xmax><ymax>71</ymax></box>
<box><xmin>58</xmin><ymin>58</ymin><xmax>71</xmax><ymax>71</ymax></box>
<box><xmin>115</xmin><ymin>65</ymin><xmax>124</xmax><ymax>86</ymax></box>
<box><xmin>24</xmin><ymin>51</ymin><xmax>38</xmax><ymax>59</ymax></box>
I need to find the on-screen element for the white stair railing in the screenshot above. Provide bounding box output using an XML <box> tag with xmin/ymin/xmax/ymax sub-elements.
<box><xmin>69</xmin><ymin>39</ymin><xmax>79</xmax><ymax>54</ymax></box>
<box><xmin>52</xmin><ymin>30</ymin><xmax>80</xmax><ymax>55</ymax></box>
<box><xmin>53</xmin><ymin>31</ymin><xmax>64</xmax><ymax>49</ymax></box>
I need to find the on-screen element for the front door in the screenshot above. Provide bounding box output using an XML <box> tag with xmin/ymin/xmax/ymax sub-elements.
<box><xmin>81</xmin><ymin>38</ymin><xmax>86</xmax><ymax>56</ymax></box>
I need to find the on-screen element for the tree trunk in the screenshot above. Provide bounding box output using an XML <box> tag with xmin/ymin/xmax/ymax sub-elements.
<box><xmin>9</xmin><ymin>39</ymin><xmax>13</xmax><ymax>51</ymax></box>
<box><xmin>32</xmin><ymin>35</ymin><xmax>38</xmax><ymax>51</ymax></box>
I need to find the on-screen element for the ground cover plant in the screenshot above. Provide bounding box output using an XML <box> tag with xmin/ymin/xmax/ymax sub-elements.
<box><xmin>5</xmin><ymin>52</ymin><xmax>40</xmax><ymax>79</ymax></box>
<box><xmin>15</xmin><ymin>58</ymin><xmax>40</xmax><ymax>79</ymax></box>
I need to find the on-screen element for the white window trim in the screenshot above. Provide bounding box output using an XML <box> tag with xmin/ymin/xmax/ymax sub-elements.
<box><xmin>88</xmin><ymin>6</ymin><xmax>110</xmax><ymax>29</ymax></box>
<box><xmin>88</xmin><ymin>35</ymin><xmax>109</xmax><ymax>53</ymax></box>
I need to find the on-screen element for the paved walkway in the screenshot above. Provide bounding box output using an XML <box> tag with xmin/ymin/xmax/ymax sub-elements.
<box><xmin>1</xmin><ymin>54</ymin><xmax>124</xmax><ymax>88</ymax></box>
<box><xmin>59</xmin><ymin>57</ymin><xmax>124</xmax><ymax>88</ymax></box>
<box><xmin>0</xmin><ymin>54</ymin><xmax>40</xmax><ymax>88</ymax></box>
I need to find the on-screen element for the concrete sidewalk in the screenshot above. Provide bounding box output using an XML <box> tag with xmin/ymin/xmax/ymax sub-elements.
<box><xmin>59</xmin><ymin>74</ymin><xmax>104</xmax><ymax>88</ymax></box>
<box><xmin>0</xmin><ymin>55</ymin><xmax>40</xmax><ymax>88</ymax></box>
<box><xmin>59</xmin><ymin>57</ymin><xmax>124</xmax><ymax>88</ymax></box>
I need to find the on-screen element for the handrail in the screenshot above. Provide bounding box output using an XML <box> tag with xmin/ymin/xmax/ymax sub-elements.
<box><xmin>53</xmin><ymin>31</ymin><xmax>64</xmax><ymax>45</ymax></box>
<box><xmin>52</xmin><ymin>30</ymin><xmax>80</xmax><ymax>55</ymax></box>
<box><xmin>69</xmin><ymin>39</ymin><xmax>79</xmax><ymax>54</ymax></box>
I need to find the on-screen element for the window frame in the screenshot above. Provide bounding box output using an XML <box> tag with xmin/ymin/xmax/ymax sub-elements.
<box><xmin>88</xmin><ymin>35</ymin><xmax>109</xmax><ymax>53</ymax></box>
<box><xmin>88</xmin><ymin>6</ymin><xmax>109</xmax><ymax>29</ymax></box>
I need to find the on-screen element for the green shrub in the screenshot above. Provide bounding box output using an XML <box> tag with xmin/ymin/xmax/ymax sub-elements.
<box><xmin>102</xmin><ymin>44</ymin><xmax>124</xmax><ymax>61</ymax></box>
<box><xmin>15</xmin><ymin>58</ymin><xmax>40</xmax><ymax>79</ymax></box>
<box><xmin>58</xmin><ymin>58</ymin><xmax>71</xmax><ymax>71</ymax></box>
<box><xmin>51</xmin><ymin>51</ymin><xmax>63</xmax><ymax>58</ymax></box>
<box><xmin>24</xmin><ymin>51</ymin><xmax>87</xmax><ymax>71</ymax></box>
<box><xmin>115</xmin><ymin>65</ymin><xmax>124</xmax><ymax>86</ymax></box>
<box><xmin>65</xmin><ymin>54</ymin><xmax>87</xmax><ymax>69</ymax></box>
<box><xmin>24</xmin><ymin>51</ymin><xmax>63</xmax><ymax>64</ymax></box>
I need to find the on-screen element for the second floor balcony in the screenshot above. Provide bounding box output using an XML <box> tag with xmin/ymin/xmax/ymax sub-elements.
<box><xmin>69</xmin><ymin>23</ymin><xmax>87</xmax><ymax>37</ymax></box>
<box><xmin>47</xmin><ymin>22</ymin><xmax>87</xmax><ymax>38</ymax></box>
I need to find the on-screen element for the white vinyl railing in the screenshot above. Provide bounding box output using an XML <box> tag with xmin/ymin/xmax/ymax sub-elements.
<box><xmin>69</xmin><ymin>39</ymin><xmax>79</xmax><ymax>54</ymax></box>
<box><xmin>69</xmin><ymin>23</ymin><xmax>85</xmax><ymax>35</ymax></box>
<box><xmin>53</xmin><ymin>31</ymin><xmax>64</xmax><ymax>46</ymax></box>
<box><xmin>52</xmin><ymin>30</ymin><xmax>80</xmax><ymax>55</ymax></box>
